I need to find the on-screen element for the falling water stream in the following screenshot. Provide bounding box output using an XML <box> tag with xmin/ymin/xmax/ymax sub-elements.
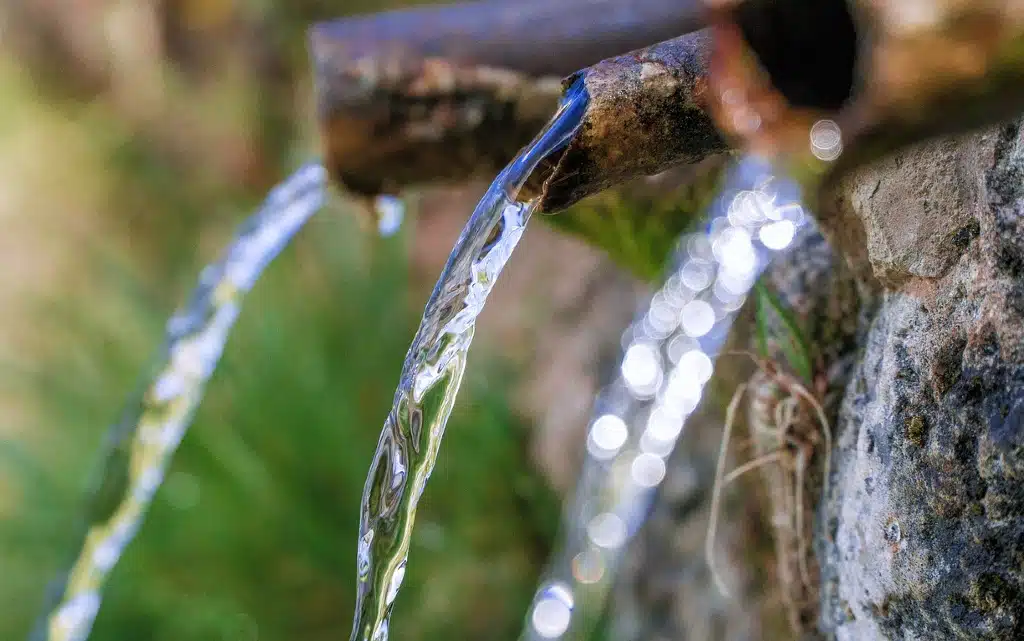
<box><xmin>348</xmin><ymin>79</ymin><xmax>588</xmax><ymax>641</ymax></box>
<box><xmin>520</xmin><ymin>156</ymin><xmax>810</xmax><ymax>640</ymax></box>
<box><xmin>30</xmin><ymin>58</ymin><xmax>819</xmax><ymax>641</ymax></box>
<box><xmin>32</xmin><ymin>164</ymin><xmax>328</xmax><ymax>641</ymax></box>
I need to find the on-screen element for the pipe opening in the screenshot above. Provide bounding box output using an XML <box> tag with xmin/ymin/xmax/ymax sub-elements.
<box><xmin>734</xmin><ymin>0</ymin><xmax>858</xmax><ymax>111</ymax></box>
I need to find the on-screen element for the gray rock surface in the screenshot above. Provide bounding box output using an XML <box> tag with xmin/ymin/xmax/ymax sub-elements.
<box><xmin>819</xmin><ymin>123</ymin><xmax>1024</xmax><ymax>640</ymax></box>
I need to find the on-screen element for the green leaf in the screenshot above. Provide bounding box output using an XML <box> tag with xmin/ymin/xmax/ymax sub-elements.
<box><xmin>753</xmin><ymin>281</ymin><xmax>814</xmax><ymax>384</ymax></box>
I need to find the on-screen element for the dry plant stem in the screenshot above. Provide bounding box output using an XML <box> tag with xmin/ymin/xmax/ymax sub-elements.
<box><xmin>793</xmin><ymin>444</ymin><xmax>809</xmax><ymax>588</ymax></box>
<box><xmin>746</xmin><ymin>362</ymin><xmax>832</xmax><ymax>635</ymax></box>
<box><xmin>744</xmin><ymin>354</ymin><xmax>833</xmax><ymax>498</ymax></box>
<box><xmin>706</xmin><ymin>351</ymin><xmax>834</xmax><ymax>635</ymax></box>
<box><xmin>721</xmin><ymin>451</ymin><xmax>784</xmax><ymax>486</ymax></box>
<box><xmin>310</xmin><ymin>0</ymin><xmax>710</xmax><ymax>197</ymax></box>
<box><xmin>705</xmin><ymin>382</ymin><xmax>748</xmax><ymax>599</ymax></box>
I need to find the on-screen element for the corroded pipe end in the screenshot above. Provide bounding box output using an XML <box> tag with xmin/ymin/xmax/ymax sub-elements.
<box><xmin>534</xmin><ymin>30</ymin><xmax>729</xmax><ymax>212</ymax></box>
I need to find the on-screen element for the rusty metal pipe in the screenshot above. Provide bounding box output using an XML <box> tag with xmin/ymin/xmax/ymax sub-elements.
<box><xmin>313</xmin><ymin>0</ymin><xmax>1024</xmax><ymax>230</ymax></box>
<box><xmin>312</xmin><ymin>0</ymin><xmax>707</xmax><ymax>78</ymax></box>
<box><xmin>529</xmin><ymin>29</ymin><xmax>729</xmax><ymax>212</ymax></box>
<box><xmin>540</xmin><ymin>0</ymin><xmax>1024</xmax><ymax>212</ymax></box>
<box><xmin>309</xmin><ymin>0</ymin><xmax>709</xmax><ymax>196</ymax></box>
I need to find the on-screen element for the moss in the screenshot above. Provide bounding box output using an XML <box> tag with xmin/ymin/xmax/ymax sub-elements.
<box><xmin>951</xmin><ymin>220</ymin><xmax>981</xmax><ymax>251</ymax></box>
<box><xmin>546</xmin><ymin>161</ymin><xmax>726</xmax><ymax>281</ymax></box>
<box><xmin>906</xmin><ymin>415</ymin><xmax>928</xmax><ymax>447</ymax></box>
<box><xmin>971</xmin><ymin>573</ymin><xmax>1017</xmax><ymax>613</ymax></box>
<box><xmin>0</xmin><ymin>215</ymin><xmax>560</xmax><ymax>641</ymax></box>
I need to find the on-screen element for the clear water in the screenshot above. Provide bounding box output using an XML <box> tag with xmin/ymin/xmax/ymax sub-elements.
<box><xmin>349</xmin><ymin>80</ymin><xmax>589</xmax><ymax>641</ymax></box>
<box><xmin>520</xmin><ymin>156</ymin><xmax>809</xmax><ymax>640</ymax></box>
<box><xmin>32</xmin><ymin>164</ymin><xmax>328</xmax><ymax>641</ymax></box>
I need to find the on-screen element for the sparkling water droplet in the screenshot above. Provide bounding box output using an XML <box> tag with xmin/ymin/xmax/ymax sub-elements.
<box><xmin>680</xmin><ymin>300</ymin><xmax>715</xmax><ymax>337</ymax></box>
<box><xmin>587</xmin><ymin>512</ymin><xmax>628</xmax><ymax>549</ymax></box>
<box><xmin>810</xmin><ymin>119</ymin><xmax>843</xmax><ymax>161</ymax></box>
<box><xmin>587</xmin><ymin>414</ymin><xmax>629</xmax><ymax>459</ymax></box>
<box><xmin>621</xmin><ymin>343</ymin><xmax>663</xmax><ymax>397</ymax></box>
<box><xmin>646</xmin><ymin>295</ymin><xmax>680</xmax><ymax>336</ymax></box>
<box><xmin>714</xmin><ymin>227</ymin><xmax>757</xmax><ymax>277</ymax></box>
<box><xmin>375</xmin><ymin>195</ymin><xmax>405</xmax><ymax>237</ymax></box>
<box><xmin>639</xmin><ymin>429</ymin><xmax>676</xmax><ymax>457</ymax></box>
<box><xmin>645</xmin><ymin>406</ymin><xmax>684</xmax><ymax>442</ymax></box>
<box><xmin>680</xmin><ymin>259</ymin><xmax>714</xmax><ymax>291</ymax></box>
<box><xmin>728</xmin><ymin>189</ymin><xmax>773</xmax><ymax>225</ymax></box>
<box><xmin>531</xmin><ymin>583</ymin><xmax>574</xmax><ymax>638</ymax></box>
<box><xmin>677</xmin><ymin>350</ymin><xmax>714</xmax><ymax>384</ymax></box>
<box><xmin>630</xmin><ymin>453</ymin><xmax>667</xmax><ymax>487</ymax></box>
<box><xmin>760</xmin><ymin>220</ymin><xmax>797</xmax><ymax>250</ymax></box>
<box><xmin>571</xmin><ymin>549</ymin><xmax>605</xmax><ymax>585</ymax></box>
<box><xmin>666</xmin><ymin>334</ymin><xmax>698</xmax><ymax>363</ymax></box>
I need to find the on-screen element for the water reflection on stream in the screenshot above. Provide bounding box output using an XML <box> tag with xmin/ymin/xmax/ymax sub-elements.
<box><xmin>35</xmin><ymin>165</ymin><xmax>327</xmax><ymax>641</ymax></box>
<box><xmin>521</xmin><ymin>157</ymin><xmax>809</xmax><ymax>640</ymax></box>
<box><xmin>348</xmin><ymin>80</ymin><xmax>589</xmax><ymax>641</ymax></box>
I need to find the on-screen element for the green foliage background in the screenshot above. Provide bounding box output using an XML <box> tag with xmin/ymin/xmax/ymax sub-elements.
<box><xmin>0</xmin><ymin>1</ymin><xmax>561</xmax><ymax>638</ymax></box>
<box><xmin>0</xmin><ymin>210</ymin><xmax>560</xmax><ymax>640</ymax></box>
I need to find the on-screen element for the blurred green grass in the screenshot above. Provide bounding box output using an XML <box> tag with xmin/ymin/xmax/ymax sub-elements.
<box><xmin>0</xmin><ymin>2</ymin><xmax>581</xmax><ymax>638</ymax></box>
<box><xmin>0</xmin><ymin>209</ymin><xmax>560</xmax><ymax>640</ymax></box>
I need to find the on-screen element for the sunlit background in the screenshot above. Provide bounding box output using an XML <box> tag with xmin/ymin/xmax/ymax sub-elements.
<box><xmin>0</xmin><ymin>1</ymin><xmax>645</xmax><ymax>639</ymax></box>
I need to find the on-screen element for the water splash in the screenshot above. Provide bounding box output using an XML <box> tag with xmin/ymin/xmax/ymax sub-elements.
<box><xmin>520</xmin><ymin>156</ymin><xmax>809</xmax><ymax>640</ymax></box>
<box><xmin>32</xmin><ymin>164</ymin><xmax>327</xmax><ymax>641</ymax></box>
<box><xmin>349</xmin><ymin>80</ymin><xmax>588</xmax><ymax>641</ymax></box>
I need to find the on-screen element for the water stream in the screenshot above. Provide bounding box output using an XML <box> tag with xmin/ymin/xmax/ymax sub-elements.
<box><xmin>32</xmin><ymin>164</ymin><xmax>328</xmax><ymax>641</ymax></box>
<box><xmin>30</xmin><ymin>67</ymin><xmax>811</xmax><ymax>641</ymax></box>
<box><xmin>520</xmin><ymin>156</ymin><xmax>809</xmax><ymax>640</ymax></box>
<box><xmin>348</xmin><ymin>79</ymin><xmax>588</xmax><ymax>641</ymax></box>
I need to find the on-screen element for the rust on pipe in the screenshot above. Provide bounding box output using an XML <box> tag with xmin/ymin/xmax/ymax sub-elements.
<box><xmin>309</xmin><ymin>0</ymin><xmax>709</xmax><ymax>197</ymax></box>
<box><xmin>312</xmin><ymin>0</ymin><xmax>1024</xmax><ymax>213</ymax></box>
<box><xmin>526</xmin><ymin>0</ymin><xmax>1024</xmax><ymax>251</ymax></box>
<box><xmin>529</xmin><ymin>29</ymin><xmax>730</xmax><ymax>212</ymax></box>
<box><xmin>532</xmin><ymin>0</ymin><xmax>1024</xmax><ymax>217</ymax></box>
<box><xmin>312</xmin><ymin>0</ymin><xmax>708</xmax><ymax>78</ymax></box>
